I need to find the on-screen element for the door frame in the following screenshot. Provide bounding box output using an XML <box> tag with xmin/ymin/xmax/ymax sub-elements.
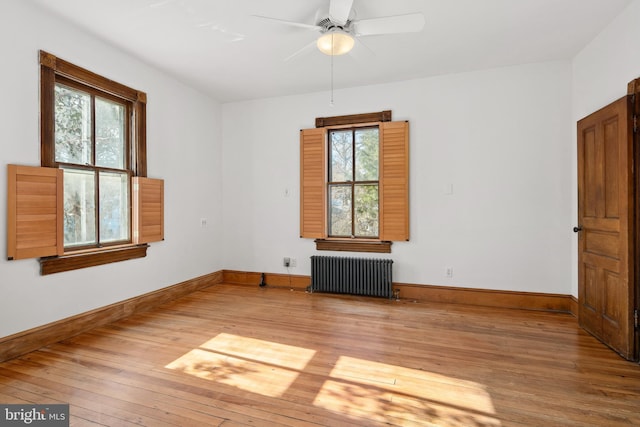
<box><xmin>631</xmin><ymin>79</ymin><xmax>640</xmax><ymax>362</ymax></box>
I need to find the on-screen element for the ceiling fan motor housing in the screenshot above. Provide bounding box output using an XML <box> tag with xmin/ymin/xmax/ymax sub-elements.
<box><xmin>317</xmin><ymin>16</ymin><xmax>353</xmax><ymax>35</ymax></box>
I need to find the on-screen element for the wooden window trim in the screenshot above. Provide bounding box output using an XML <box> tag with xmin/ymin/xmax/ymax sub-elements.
<box><xmin>316</xmin><ymin>110</ymin><xmax>392</xmax><ymax>128</ymax></box>
<box><xmin>40</xmin><ymin>244</ymin><xmax>148</xmax><ymax>275</ymax></box>
<box><xmin>39</xmin><ymin>50</ymin><xmax>150</xmax><ymax>274</ymax></box>
<box><xmin>315</xmin><ymin>239</ymin><xmax>392</xmax><ymax>253</ymax></box>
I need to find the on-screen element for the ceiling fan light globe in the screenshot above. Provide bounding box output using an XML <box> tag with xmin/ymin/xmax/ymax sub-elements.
<box><xmin>317</xmin><ymin>30</ymin><xmax>354</xmax><ymax>55</ymax></box>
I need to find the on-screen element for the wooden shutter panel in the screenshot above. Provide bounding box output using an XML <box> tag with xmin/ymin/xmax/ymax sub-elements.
<box><xmin>7</xmin><ymin>165</ymin><xmax>63</xmax><ymax>260</ymax></box>
<box><xmin>132</xmin><ymin>177</ymin><xmax>164</xmax><ymax>244</ymax></box>
<box><xmin>300</xmin><ymin>128</ymin><xmax>327</xmax><ymax>239</ymax></box>
<box><xmin>380</xmin><ymin>121</ymin><xmax>410</xmax><ymax>241</ymax></box>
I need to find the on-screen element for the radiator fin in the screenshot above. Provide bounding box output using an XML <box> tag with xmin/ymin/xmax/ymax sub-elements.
<box><xmin>310</xmin><ymin>256</ymin><xmax>393</xmax><ymax>298</ymax></box>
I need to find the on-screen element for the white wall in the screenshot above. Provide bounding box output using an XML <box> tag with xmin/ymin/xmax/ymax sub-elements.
<box><xmin>6</xmin><ymin>0</ymin><xmax>635</xmax><ymax>340</ymax></box>
<box><xmin>222</xmin><ymin>60</ymin><xmax>574</xmax><ymax>295</ymax></box>
<box><xmin>571</xmin><ymin>0</ymin><xmax>640</xmax><ymax>295</ymax></box>
<box><xmin>0</xmin><ymin>0</ymin><xmax>224</xmax><ymax>338</ymax></box>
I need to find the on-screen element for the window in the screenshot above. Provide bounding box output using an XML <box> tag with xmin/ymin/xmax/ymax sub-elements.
<box><xmin>328</xmin><ymin>127</ymin><xmax>379</xmax><ymax>238</ymax></box>
<box><xmin>7</xmin><ymin>50</ymin><xmax>164</xmax><ymax>274</ymax></box>
<box><xmin>54</xmin><ymin>79</ymin><xmax>131</xmax><ymax>249</ymax></box>
<box><xmin>300</xmin><ymin>111</ymin><xmax>409</xmax><ymax>253</ymax></box>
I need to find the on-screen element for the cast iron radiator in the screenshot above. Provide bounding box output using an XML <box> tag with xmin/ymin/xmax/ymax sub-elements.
<box><xmin>310</xmin><ymin>256</ymin><xmax>393</xmax><ymax>298</ymax></box>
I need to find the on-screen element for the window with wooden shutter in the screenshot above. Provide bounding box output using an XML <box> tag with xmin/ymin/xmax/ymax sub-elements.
<box><xmin>300</xmin><ymin>111</ymin><xmax>409</xmax><ymax>252</ymax></box>
<box><xmin>4</xmin><ymin>51</ymin><xmax>164</xmax><ymax>274</ymax></box>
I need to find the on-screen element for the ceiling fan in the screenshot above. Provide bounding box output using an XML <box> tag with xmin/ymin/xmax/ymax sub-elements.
<box><xmin>254</xmin><ymin>0</ymin><xmax>425</xmax><ymax>59</ymax></box>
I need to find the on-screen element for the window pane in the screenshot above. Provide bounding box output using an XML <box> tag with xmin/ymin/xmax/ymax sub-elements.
<box><xmin>63</xmin><ymin>168</ymin><xmax>96</xmax><ymax>247</ymax></box>
<box><xmin>330</xmin><ymin>130</ymin><xmax>353</xmax><ymax>182</ymax></box>
<box><xmin>96</xmin><ymin>97</ymin><xmax>126</xmax><ymax>169</ymax></box>
<box><xmin>355</xmin><ymin>128</ymin><xmax>379</xmax><ymax>181</ymax></box>
<box><xmin>55</xmin><ymin>84</ymin><xmax>92</xmax><ymax>165</ymax></box>
<box><xmin>329</xmin><ymin>185</ymin><xmax>352</xmax><ymax>237</ymax></box>
<box><xmin>100</xmin><ymin>172</ymin><xmax>130</xmax><ymax>243</ymax></box>
<box><xmin>354</xmin><ymin>184</ymin><xmax>379</xmax><ymax>237</ymax></box>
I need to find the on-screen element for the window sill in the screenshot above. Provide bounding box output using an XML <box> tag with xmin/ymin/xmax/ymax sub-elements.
<box><xmin>314</xmin><ymin>239</ymin><xmax>392</xmax><ymax>253</ymax></box>
<box><xmin>39</xmin><ymin>244</ymin><xmax>149</xmax><ymax>275</ymax></box>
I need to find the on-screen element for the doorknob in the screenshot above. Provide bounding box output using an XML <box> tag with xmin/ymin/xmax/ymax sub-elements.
<box><xmin>573</xmin><ymin>226</ymin><xmax>582</xmax><ymax>233</ymax></box>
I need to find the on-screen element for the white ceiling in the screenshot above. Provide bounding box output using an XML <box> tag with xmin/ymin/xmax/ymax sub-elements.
<box><xmin>30</xmin><ymin>0</ymin><xmax>632</xmax><ymax>103</ymax></box>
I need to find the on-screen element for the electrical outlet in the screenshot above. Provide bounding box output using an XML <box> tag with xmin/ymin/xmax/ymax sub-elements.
<box><xmin>283</xmin><ymin>257</ymin><xmax>291</xmax><ymax>267</ymax></box>
<box><xmin>200</xmin><ymin>218</ymin><xmax>207</xmax><ymax>227</ymax></box>
<box><xmin>290</xmin><ymin>258</ymin><xmax>296</xmax><ymax>267</ymax></box>
<box><xmin>446</xmin><ymin>267</ymin><xmax>453</xmax><ymax>278</ymax></box>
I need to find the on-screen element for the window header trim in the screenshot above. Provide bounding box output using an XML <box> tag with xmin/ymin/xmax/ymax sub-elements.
<box><xmin>40</xmin><ymin>50</ymin><xmax>145</xmax><ymax>103</ymax></box>
<box><xmin>315</xmin><ymin>110</ymin><xmax>391</xmax><ymax>128</ymax></box>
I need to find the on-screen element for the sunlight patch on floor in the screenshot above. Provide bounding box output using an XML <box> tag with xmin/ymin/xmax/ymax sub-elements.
<box><xmin>165</xmin><ymin>333</ymin><xmax>315</xmax><ymax>397</ymax></box>
<box><xmin>166</xmin><ymin>334</ymin><xmax>500</xmax><ymax>425</ymax></box>
<box><xmin>312</xmin><ymin>356</ymin><xmax>500</xmax><ymax>426</ymax></box>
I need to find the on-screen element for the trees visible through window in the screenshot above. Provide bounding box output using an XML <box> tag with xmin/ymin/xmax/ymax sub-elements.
<box><xmin>328</xmin><ymin>127</ymin><xmax>379</xmax><ymax>238</ymax></box>
<box><xmin>54</xmin><ymin>80</ymin><xmax>131</xmax><ymax>249</ymax></box>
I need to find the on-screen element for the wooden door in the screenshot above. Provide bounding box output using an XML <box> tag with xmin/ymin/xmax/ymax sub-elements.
<box><xmin>577</xmin><ymin>95</ymin><xmax>635</xmax><ymax>360</ymax></box>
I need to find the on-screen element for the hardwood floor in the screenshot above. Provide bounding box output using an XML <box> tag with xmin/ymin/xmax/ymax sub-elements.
<box><xmin>0</xmin><ymin>283</ymin><xmax>639</xmax><ymax>426</ymax></box>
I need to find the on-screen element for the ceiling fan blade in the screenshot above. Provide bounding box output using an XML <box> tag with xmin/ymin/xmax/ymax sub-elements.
<box><xmin>353</xmin><ymin>13</ymin><xmax>425</xmax><ymax>36</ymax></box>
<box><xmin>284</xmin><ymin>40</ymin><xmax>318</xmax><ymax>62</ymax></box>
<box><xmin>342</xmin><ymin>37</ymin><xmax>375</xmax><ymax>63</ymax></box>
<box><xmin>252</xmin><ymin>15</ymin><xmax>321</xmax><ymax>31</ymax></box>
<box><xmin>329</xmin><ymin>0</ymin><xmax>354</xmax><ymax>26</ymax></box>
<box><xmin>353</xmin><ymin>37</ymin><xmax>375</xmax><ymax>57</ymax></box>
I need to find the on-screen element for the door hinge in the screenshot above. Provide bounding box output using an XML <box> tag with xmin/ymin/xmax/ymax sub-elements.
<box><xmin>635</xmin><ymin>309</ymin><xmax>639</xmax><ymax>329</ymax></box>
<box><xmin>634</xmin><ymin>114</ymin><xmax>638</xmax><ymax>134</ymax></box>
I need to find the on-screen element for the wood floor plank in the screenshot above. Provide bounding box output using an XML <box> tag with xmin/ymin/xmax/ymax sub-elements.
<box><xmin>1</xmin><ymin>284</ymin><xmax>639</xmax><ymax>426</ymax></box>
<box><xmin>0</xmin><ymin>383</ymin><xmax>117</xmax><ymax>427</ymax></box>
<box><xmin>0</xmin><ymin>363</ymin><xmax>194</xmax><ymax>427</ymax></box>
<box><xmin>40</xmin><ymin>344</ymin><xmax>378</xmax><ymax>427</ymax></box>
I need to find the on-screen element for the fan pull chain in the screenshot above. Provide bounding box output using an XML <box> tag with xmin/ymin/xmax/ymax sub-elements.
<box><xmin>330</xmin><ymin>33</ymin><xmax>335</xmax><ymax>107</ymax></box>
